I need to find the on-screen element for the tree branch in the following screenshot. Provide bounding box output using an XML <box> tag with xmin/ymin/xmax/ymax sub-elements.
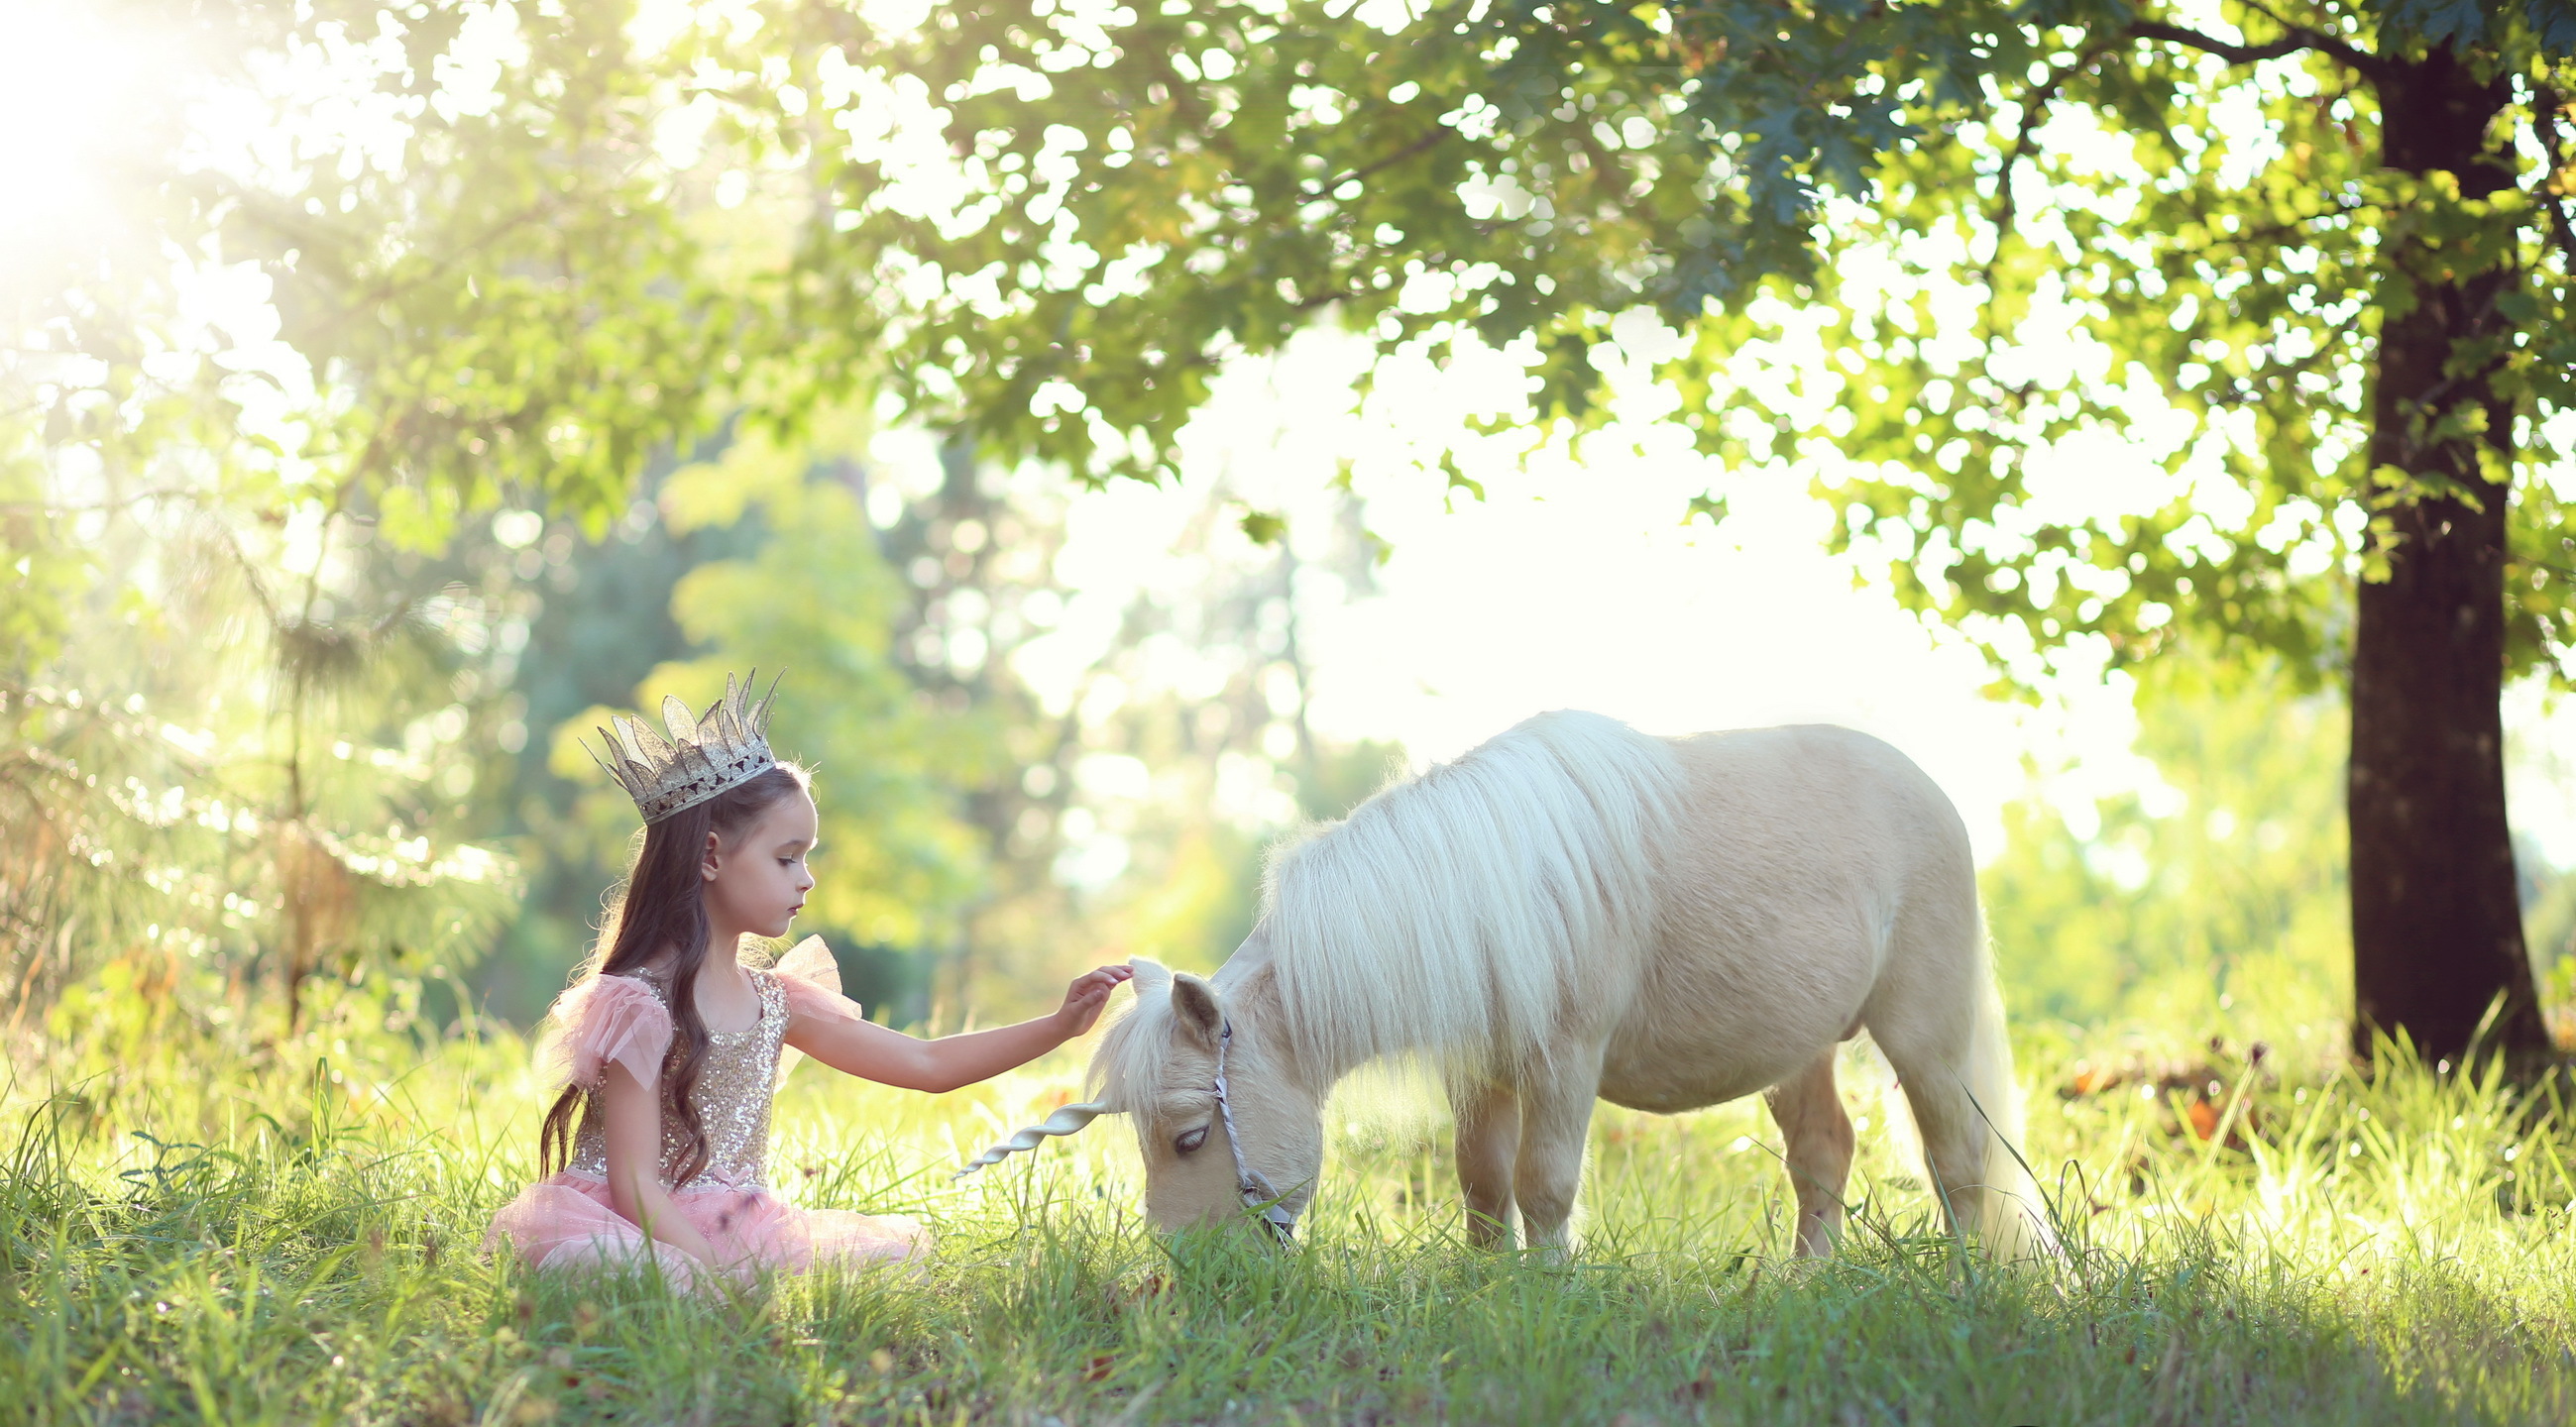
<box><xmin>2127</xmin><ymin>19</ymin><xmax>2387</xmax><ymax>83</ymax></box>
<box><xmin>1994</xmin><ymin>40</ymin><xmax>2119</xmax><ymax>245</ymax></box>
<box><xmin>2174</xmin><ymin>200</ymin><xmax>2371</xmax><ymax>256</ymax></box>
<box><xmin>1302</xmin><ymin>127</ymin><xmax>1453</xmax><ymax>201</ymax></box>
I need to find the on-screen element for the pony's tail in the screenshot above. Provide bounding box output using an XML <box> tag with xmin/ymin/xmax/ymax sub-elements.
<box><xmin>1965</xmin><ymin>950</ymin><xmax>2058</xmax><ymax>1260</ymax></box>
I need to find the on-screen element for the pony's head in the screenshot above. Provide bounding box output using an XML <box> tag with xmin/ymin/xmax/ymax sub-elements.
<box><xmin>1090</xmin><ymin>956</ymin><xmax>1324</xmax><ymax>1235</ymax></box>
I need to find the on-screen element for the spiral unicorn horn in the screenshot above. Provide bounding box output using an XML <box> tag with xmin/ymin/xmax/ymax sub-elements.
<box><xmin>952</xmin><ymin>1099</ymin><xmax>1116</xmax><ymax>1180</ymax></box>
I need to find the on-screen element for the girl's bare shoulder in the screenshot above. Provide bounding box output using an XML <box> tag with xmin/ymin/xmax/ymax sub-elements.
<box><xmin>614</xmin><ymin>957</ymin><xmax>679</xmax><ymax>994</ymax></box>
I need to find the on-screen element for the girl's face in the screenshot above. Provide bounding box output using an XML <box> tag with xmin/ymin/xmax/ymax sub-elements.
<box><xmin>702</xmin><ymin>791</ymin><xmax>820</xmax><ymax>940</ymax></box>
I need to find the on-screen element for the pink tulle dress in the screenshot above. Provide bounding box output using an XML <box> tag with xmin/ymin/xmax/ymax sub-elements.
<box><xmin>486</xmin><ymin>939</ymin><xmax>929</xmax><ymax>1289</ymax></box>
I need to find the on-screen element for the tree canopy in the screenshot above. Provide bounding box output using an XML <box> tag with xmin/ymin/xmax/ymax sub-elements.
<box><xmin>777</xmin><ymin>0</ymin><xmax>2568</xmax><ymax>670</ymax></box>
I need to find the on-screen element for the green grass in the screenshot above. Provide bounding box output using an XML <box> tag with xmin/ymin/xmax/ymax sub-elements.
<box><xmin>7</xmin><ymin>999</ymin><xmax>2576</xmax><ymax>1426</ymax></box>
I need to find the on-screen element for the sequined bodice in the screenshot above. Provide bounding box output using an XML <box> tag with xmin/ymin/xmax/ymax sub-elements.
<box><xmin>566</xmin><ymin>969</ymin><xmax>789</xmax><ymax>1193</ymax></box>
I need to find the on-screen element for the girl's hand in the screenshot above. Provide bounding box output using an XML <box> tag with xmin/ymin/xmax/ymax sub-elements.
<box><xmin>1053</xmin><ymin>964</ymin><xmax>1135</xmax><ymax>1039</ymax></box>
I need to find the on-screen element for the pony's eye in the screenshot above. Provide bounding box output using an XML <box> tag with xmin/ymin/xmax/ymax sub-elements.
<box><xmin>1174</xmin><ymin>1126</ymin><xmax>1209</xmax><ymax>1154</ymax></box>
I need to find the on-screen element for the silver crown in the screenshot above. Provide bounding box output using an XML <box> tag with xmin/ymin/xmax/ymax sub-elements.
<box><xmin>588</xmin><ymin>671</ymin><xmax>782</xmax><ymax>823</ymax></box>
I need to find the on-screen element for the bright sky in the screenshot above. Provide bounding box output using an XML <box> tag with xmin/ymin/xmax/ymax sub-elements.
<box><xmin>0</xmin><ymin>3</ymin><xmax>130</xmax><ymax>283</ymax></box>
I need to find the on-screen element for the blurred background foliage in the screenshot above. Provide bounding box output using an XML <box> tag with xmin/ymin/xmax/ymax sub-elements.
<box><xmin>24</xmin><ymin>380</ymin><xmax>2560</xmax><ymax>1060</ymax></box>
<box><xmin>6</xmin><ymin>0</ymin><xmax>2574</xmax><ymax>1082</ymax></box>
<box><xmin>1986</xmin><ymin>652</ymin><xmax>2353</xmax><ymax>1037</ymax></box>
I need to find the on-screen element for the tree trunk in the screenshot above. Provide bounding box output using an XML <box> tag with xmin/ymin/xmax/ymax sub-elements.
<box><xmin>2349</xmin><ymin>49</ymin><xmax>2549</xmax><ymax>1067</ymax></box>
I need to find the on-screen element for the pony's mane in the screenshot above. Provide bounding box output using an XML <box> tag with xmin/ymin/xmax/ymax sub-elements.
<box><xmin>1094</xmin><ymin>711</ymin><xmax>1683</xmax><ymax>1105</ymax></box>
<box><xmin>1091</xmin><ymin>984</ymin><xmax>1176</xmax><ymax>1113</ymax></box>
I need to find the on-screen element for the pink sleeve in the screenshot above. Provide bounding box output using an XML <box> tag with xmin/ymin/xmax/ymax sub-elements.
<box><xmin>774</xmin><ymin>936</ymin><xmax>866</xmax><ymax>1025</ymax></box>
<box><xmin>539</xmin><ymin>975</ymin><xmax>673</xmax><ymax>1091</ymax></box>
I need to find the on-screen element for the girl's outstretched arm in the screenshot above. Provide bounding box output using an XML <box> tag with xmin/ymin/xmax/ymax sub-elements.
<box><xmin>599</xmin><ymin>1060</ymin><xmax>725</xmax><ymax>1266</ymax></box>
<box><xmin>785</xmin><ymin>965</ymin><xmax>1133</xmax><ymax>1093</ymax></box>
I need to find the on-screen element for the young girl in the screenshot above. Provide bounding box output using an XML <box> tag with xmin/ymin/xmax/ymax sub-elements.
<box><xmin>487</xmin><ymin>675</ymin><xmax>1130</xmax><ymax>1287</ymax></box>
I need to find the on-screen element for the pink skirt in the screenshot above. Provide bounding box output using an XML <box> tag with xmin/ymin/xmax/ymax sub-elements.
<box><xmin>485</xmin><ymin>1173</ymin><xmax>929</xmax><ymax>1291</ymax></box>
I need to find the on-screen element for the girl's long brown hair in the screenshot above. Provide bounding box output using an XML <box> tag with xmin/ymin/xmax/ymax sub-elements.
<box><xmin>537</xmin><ymin>763</ymin><xmax>809</xmax><ymax>1187</ymax></box>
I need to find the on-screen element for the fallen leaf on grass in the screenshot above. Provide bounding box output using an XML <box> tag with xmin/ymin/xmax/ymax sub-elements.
<box><xmin>2185</xmin><ymin>1099</ymin><xmax>2222</xmax><ymax>1141</ymax></box>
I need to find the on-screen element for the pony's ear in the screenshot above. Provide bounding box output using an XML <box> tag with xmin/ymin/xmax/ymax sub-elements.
<box><xmin>1169</xmin><ymin>971</ymin><xmax>1223</xmax><ymax>1049</ymax></box>
<box><xmin>1128</xmin><ymin>956</ymin><xmax>1172</xmax><ymax>997</ymax></box>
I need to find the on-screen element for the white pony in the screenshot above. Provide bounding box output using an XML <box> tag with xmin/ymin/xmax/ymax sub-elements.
<box><xmin>971</xmin><ymin>712</ymin><xmax>2050</xmax><ymax>1259</ymax></box>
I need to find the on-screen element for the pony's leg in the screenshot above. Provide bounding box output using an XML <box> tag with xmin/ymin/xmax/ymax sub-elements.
<box><xmin>1872</xmin><ymin>1017</ymin><xmax>1990</xmax><ymax>1240</ymax></box>
<box><xmin>1512</xmin><ymin>1048</ymin><xmax>1605</xmax><ymax>1259</ymax></box>
<box><xmin>1764</xmin><ymin>1050</ymin><xmax>1854</xmax><ymax>1258</ymax></box>
<box><xmin>1451</xmin><ymin>1079</ymin><xmax>1520</xmax><ymax>1250</ymax></box>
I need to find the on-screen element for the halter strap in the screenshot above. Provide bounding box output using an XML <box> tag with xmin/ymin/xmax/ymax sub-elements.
<box><xmin>1215</xmin><ymin>1021</ymin><xmax>1297</xmax><ymax>1243</ymax></box>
